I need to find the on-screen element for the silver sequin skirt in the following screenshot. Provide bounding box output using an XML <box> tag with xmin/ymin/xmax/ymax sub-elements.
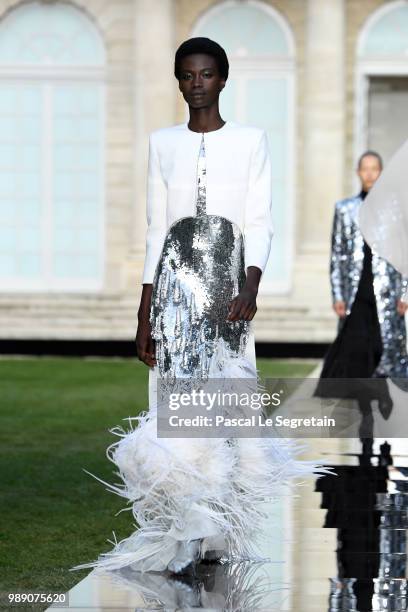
<box><xmin>150</xmin><ymin>215</ymin><xmax>250</xmax><ymax>380</ymax></box>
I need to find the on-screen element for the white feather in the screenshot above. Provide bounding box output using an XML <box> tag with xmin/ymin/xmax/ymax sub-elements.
<box><xmin>71</xmin><ymin>340</ymin><xmax>335</xmax><ymax>573</ymax></box>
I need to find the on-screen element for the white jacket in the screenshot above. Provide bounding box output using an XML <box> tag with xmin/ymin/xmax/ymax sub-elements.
<box><xmin>141</xmin><ymin>120</ymin><xmax>273</xmax><ymax>284</ymax></box>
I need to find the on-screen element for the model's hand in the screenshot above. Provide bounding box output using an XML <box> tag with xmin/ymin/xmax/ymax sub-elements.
<box><xmin>227</xmin><ymin>285</ymin><xmax>257</xmax><ymax>321</ymax></box>
<box><xmin>136</xmin><ymin>283</ymin><xmax>156</xmax><ymax>367</ymax></box>
<box><xmin>136</xmin><ymin>317</ymin><xmax>156</xmax><ymax>367</ymax></box>
<box><xmin>333</xmin><ymin>301</ymin><xmax>346</xmax><ymax>318</ymax></box>
<box><xmin>227</xmin><ymin>266</ymin><xmax>261</xmax><ymax>322</ymax></box>
<box><xmin>397</xmin><ymin>299</ymin><xmax>408</xmax><ymax>316</ymax></box>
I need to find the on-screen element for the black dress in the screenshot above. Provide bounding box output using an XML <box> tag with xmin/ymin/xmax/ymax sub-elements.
<box><xmin>314</xmin><ymin>190</ymin><xmax>383</xmax><ymax>398</ymax></box>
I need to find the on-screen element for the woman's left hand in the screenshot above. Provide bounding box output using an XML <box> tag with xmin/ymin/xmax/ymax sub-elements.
<box><xmin>397</xmin><ymin>299</ymin><xmax>408</xmax><ymax>316</ymax></box>
<box><xmin>227</xmin><ymin>266</ymin><xmax>262</xmax><ymax>321</ymax></box>
<box><xmin>227</xmin><ymin>285</ymin><xmax>257</xmax><ymax>321</ymax></box>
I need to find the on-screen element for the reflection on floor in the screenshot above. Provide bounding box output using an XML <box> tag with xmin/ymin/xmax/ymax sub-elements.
<box><xmin>318</xmin><ymin>439</ymin><xmax>408</xmax><ymax>612</ymax></box>
<box><xmin>48</xmin><ymin>438</ymin><xmax>408</xmax><ymax>611</ymax></box>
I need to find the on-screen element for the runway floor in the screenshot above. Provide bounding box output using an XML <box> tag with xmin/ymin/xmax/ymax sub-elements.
<box><xmin>46</xmin><ymin>437</ymin><xmax>408</xmax><ymax>611</ymax></box>
<box><xmin>47</xmin><ymin>374</ymin><xmax>408</xmax><ymax>611</ymax></box>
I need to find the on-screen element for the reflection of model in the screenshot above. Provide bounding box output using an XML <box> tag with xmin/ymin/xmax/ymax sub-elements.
<box><xmin>107</xmin><ymin>562</ymin><xmax>275</xmax><ymax>610</ymax></box>
<box><xmin>316</xmin><ymin>151</ymin><xmax>408</xmax><ymax>393</ymax></box>
<box><xmin>72</xmin><ymin>38</ymin><xmax>332</xmax><ymax>576</ymax></box>
<box><xmin>320</xmin><ymin>443</ymin><xmax>408</xmax><ymax>612</ymax></box>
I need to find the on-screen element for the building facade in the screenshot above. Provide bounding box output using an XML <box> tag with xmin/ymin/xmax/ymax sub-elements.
<box><xmin>0</xmin><ymin>0</ymin><xmax>407</xmax><ymax>343</ymax></box>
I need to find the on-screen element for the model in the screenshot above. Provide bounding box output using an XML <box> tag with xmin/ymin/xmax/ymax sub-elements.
<box><xmin>72</xmin><ymin>37</ymin><xmax>332</xmax><ymax>576</ymax></box>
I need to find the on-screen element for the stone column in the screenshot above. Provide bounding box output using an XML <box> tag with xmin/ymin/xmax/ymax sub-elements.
<box><xmin>301</xmin><ymin>0</ymin><xmax>345</xmax><ymax>253</ymax></box>
<box><xmin>131</xmin><ymin>0</ymin><xmax>176</xmax><ymax>265</ymax></box>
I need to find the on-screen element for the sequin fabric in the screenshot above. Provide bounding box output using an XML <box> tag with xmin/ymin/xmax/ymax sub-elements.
<box><xmin>330</xmin><ymin>194</ymin><xmax>408</xmax><ymax>378</ymax></box>
<box><xmin>196</xmin><ymin>133</ymin><xmax>206</xmax><ymax>216</ymax></box>
<box><xmin>150</xmin><ymin>133</ymin><xmax>249</xmax><ymax>380</ymax></box>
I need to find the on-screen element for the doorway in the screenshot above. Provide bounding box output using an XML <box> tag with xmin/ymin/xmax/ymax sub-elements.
<box><xmin>367</xmin><ymin>76</ymin><xmax>408</xmax><ymax>164</ymax></box>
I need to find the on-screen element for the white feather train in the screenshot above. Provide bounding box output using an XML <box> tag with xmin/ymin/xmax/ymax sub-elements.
<box><xmin>71</xmin><ymin>339</ymin><xmax>334</xmax><ymax>574</ymax></box>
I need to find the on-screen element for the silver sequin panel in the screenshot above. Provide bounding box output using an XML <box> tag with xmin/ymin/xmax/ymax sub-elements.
<box><xmin>150</xmin><ymin>214</ymin><xmax>249</xmax><ymax>380</ymax></box>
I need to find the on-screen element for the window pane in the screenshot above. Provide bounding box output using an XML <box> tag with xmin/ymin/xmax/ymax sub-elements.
<box><xmin>51</xmin><ymin>83</ymin><xmax>102</xmax><ymax>280</ymax></box>
<box><xmin>247</xmin><ymin>77</ymin><xmax>291</xmax><ymax>288</ymax></box>
<box><xmin>361</xmin><ymin>6</ymin><xmax>408</xmax><ymax>57</ymax></box>
<box><xmin>0</xmin><ymin>2</ymin><xmax>105</xmax><ymax>290</ymax></box>
<box><xmin>0</xmin><ymin>84</ymin><xmax>43</xmax><ymax>280</ymax></box>
<box><xmin>0</xmin><ymin>3</ymin><xmax>104</xmax><ymax>66</ymax></box>
<box><xmin>198</xmin><ymin>4</ymin><xmax>290</xmax><ymax>56</ymax></box>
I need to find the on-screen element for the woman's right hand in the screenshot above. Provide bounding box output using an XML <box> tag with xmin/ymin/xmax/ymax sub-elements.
<box><xmin>333</xmin><ymin>300</ymin><xmax>346</xmax><ymax>318</ymax></box>
<box><xmin>136</xmin><ymin>284</ymin><xmax>156</xmax><ymax>367</ymax></box>
<box><xmin>136</xmin><ymin>318</ymin><xmax>156</xmax><ymax>367</ymax></box>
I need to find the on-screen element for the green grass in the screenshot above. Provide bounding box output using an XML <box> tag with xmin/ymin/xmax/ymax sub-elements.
<box><xmin>0</xmin><ymin>357</ymin><xmax>317</xmax><ymax>601</ymax></box>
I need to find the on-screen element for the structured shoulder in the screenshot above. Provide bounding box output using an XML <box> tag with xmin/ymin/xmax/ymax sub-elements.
<box><xmin>335</xmin><ymin>194</ymin><xmax>361</xmax><ymax>213</ymax></box>
<box><xmin>228</xmin><ymin>121</ymin><xmax>265</xmax><ymax>141</ymax></box>
<box><xmin>150</xmin><ymin>121</ymin><xmax>265</xmax><ymax>140</ymax></box>
<box><xmin>148</xmin><ymin>122</ymin><xmax>266</xmax><ymax>157</ymax></box>
<box><xmin>149</xmin><ymin>123</ymin><xmax>186</xmax><ymax>143</ymax></box>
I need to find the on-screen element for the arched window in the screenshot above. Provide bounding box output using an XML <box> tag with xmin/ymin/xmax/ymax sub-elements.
<box><xmin>355</xmin><ymin>1</ymin><xmax>408</xmax><ymax>166</ymax></box>
<box><xmin>0</xmin><ymin>1</ymin><xmax>105</xmax><ymax>291</ymax></box>
<box><xmin>192</xmin><ymin>0</ymin><xmax>296</xmax><ymax>294</ymax></box>
<box><xmin>358</xmin><ymin>1</ymin><xmax>408</xmax><ymax>57</ymax></box>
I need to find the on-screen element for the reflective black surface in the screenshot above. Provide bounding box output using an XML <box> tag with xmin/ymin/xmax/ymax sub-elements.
<box><xmin>318</xmin><ymin>440</ymin><xmax>408</xmax><ymax>611</ymax></box>
<box><xmin>57</xmin><ymin>439</ymin><xmax>408</xmax><ymax>611</ymax></box>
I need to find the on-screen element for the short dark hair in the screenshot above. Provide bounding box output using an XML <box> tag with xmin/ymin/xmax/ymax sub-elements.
<box><xmin>357</xmin><ymin>150</ymin><xmax>383</xmax><ymax>170</ymax></box>
<box><xmin>174</xmin><ymin>37</ymin><xmax>229</xmax><ymax>81</ymax></box>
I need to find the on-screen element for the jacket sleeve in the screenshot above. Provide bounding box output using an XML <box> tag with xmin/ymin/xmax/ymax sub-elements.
<box><xmin>330</xmin><ymin>203</ymin><xmax>345</xmax><ymax>303</ymax></box>
<box><xmin>396</xmin><ymin>272</ymin><xmax>408</xmax><ymax>302</ymax></box>
<box><xmin>141</xmin><ymin>133</ymin><xmax>168</xmax><ymax>284</ymax></box>
<box><xmin>243</xmin><ymin>130</ymin><xmax>274</xmax><ymax>274</ymax></box>
<box><xmin>401</xmin><ymin>278</ymin><xmax>408</xmax><ymax>302</ymax></box>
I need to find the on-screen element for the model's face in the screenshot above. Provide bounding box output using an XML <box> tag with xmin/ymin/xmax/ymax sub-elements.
<box><xmin>178</xmin><ymin>53</ymin><xmax>225</xmax><ymax>109</ymax></box>
<box><xmin>357</xmin><ymin>155</ymin><xmax>382</xmax><ymax>192</ymax></box>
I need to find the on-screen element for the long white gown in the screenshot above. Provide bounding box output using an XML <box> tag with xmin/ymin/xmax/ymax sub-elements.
<box><xmin>72</xmin><ymin>128</ymin><xmax>333</xmax><ymax>575</ymax></box>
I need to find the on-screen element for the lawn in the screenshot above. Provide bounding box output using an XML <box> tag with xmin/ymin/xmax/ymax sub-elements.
<box><xmin>0</xmin><ymin>357</ymin><xmax>317</xmax><ymax>602</ymax></box>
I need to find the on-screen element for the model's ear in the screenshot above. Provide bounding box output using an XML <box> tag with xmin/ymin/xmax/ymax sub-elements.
<box><xmin>219</xmin><ymin>79</ymin><xmax>226</xmax><ymax>92</ymax></box>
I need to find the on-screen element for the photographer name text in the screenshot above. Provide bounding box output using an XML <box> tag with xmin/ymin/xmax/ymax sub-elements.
<box><xmin>168</xmin><ymin>415</ymin><xmax>336</xmax><ymax>429</ymax></box>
